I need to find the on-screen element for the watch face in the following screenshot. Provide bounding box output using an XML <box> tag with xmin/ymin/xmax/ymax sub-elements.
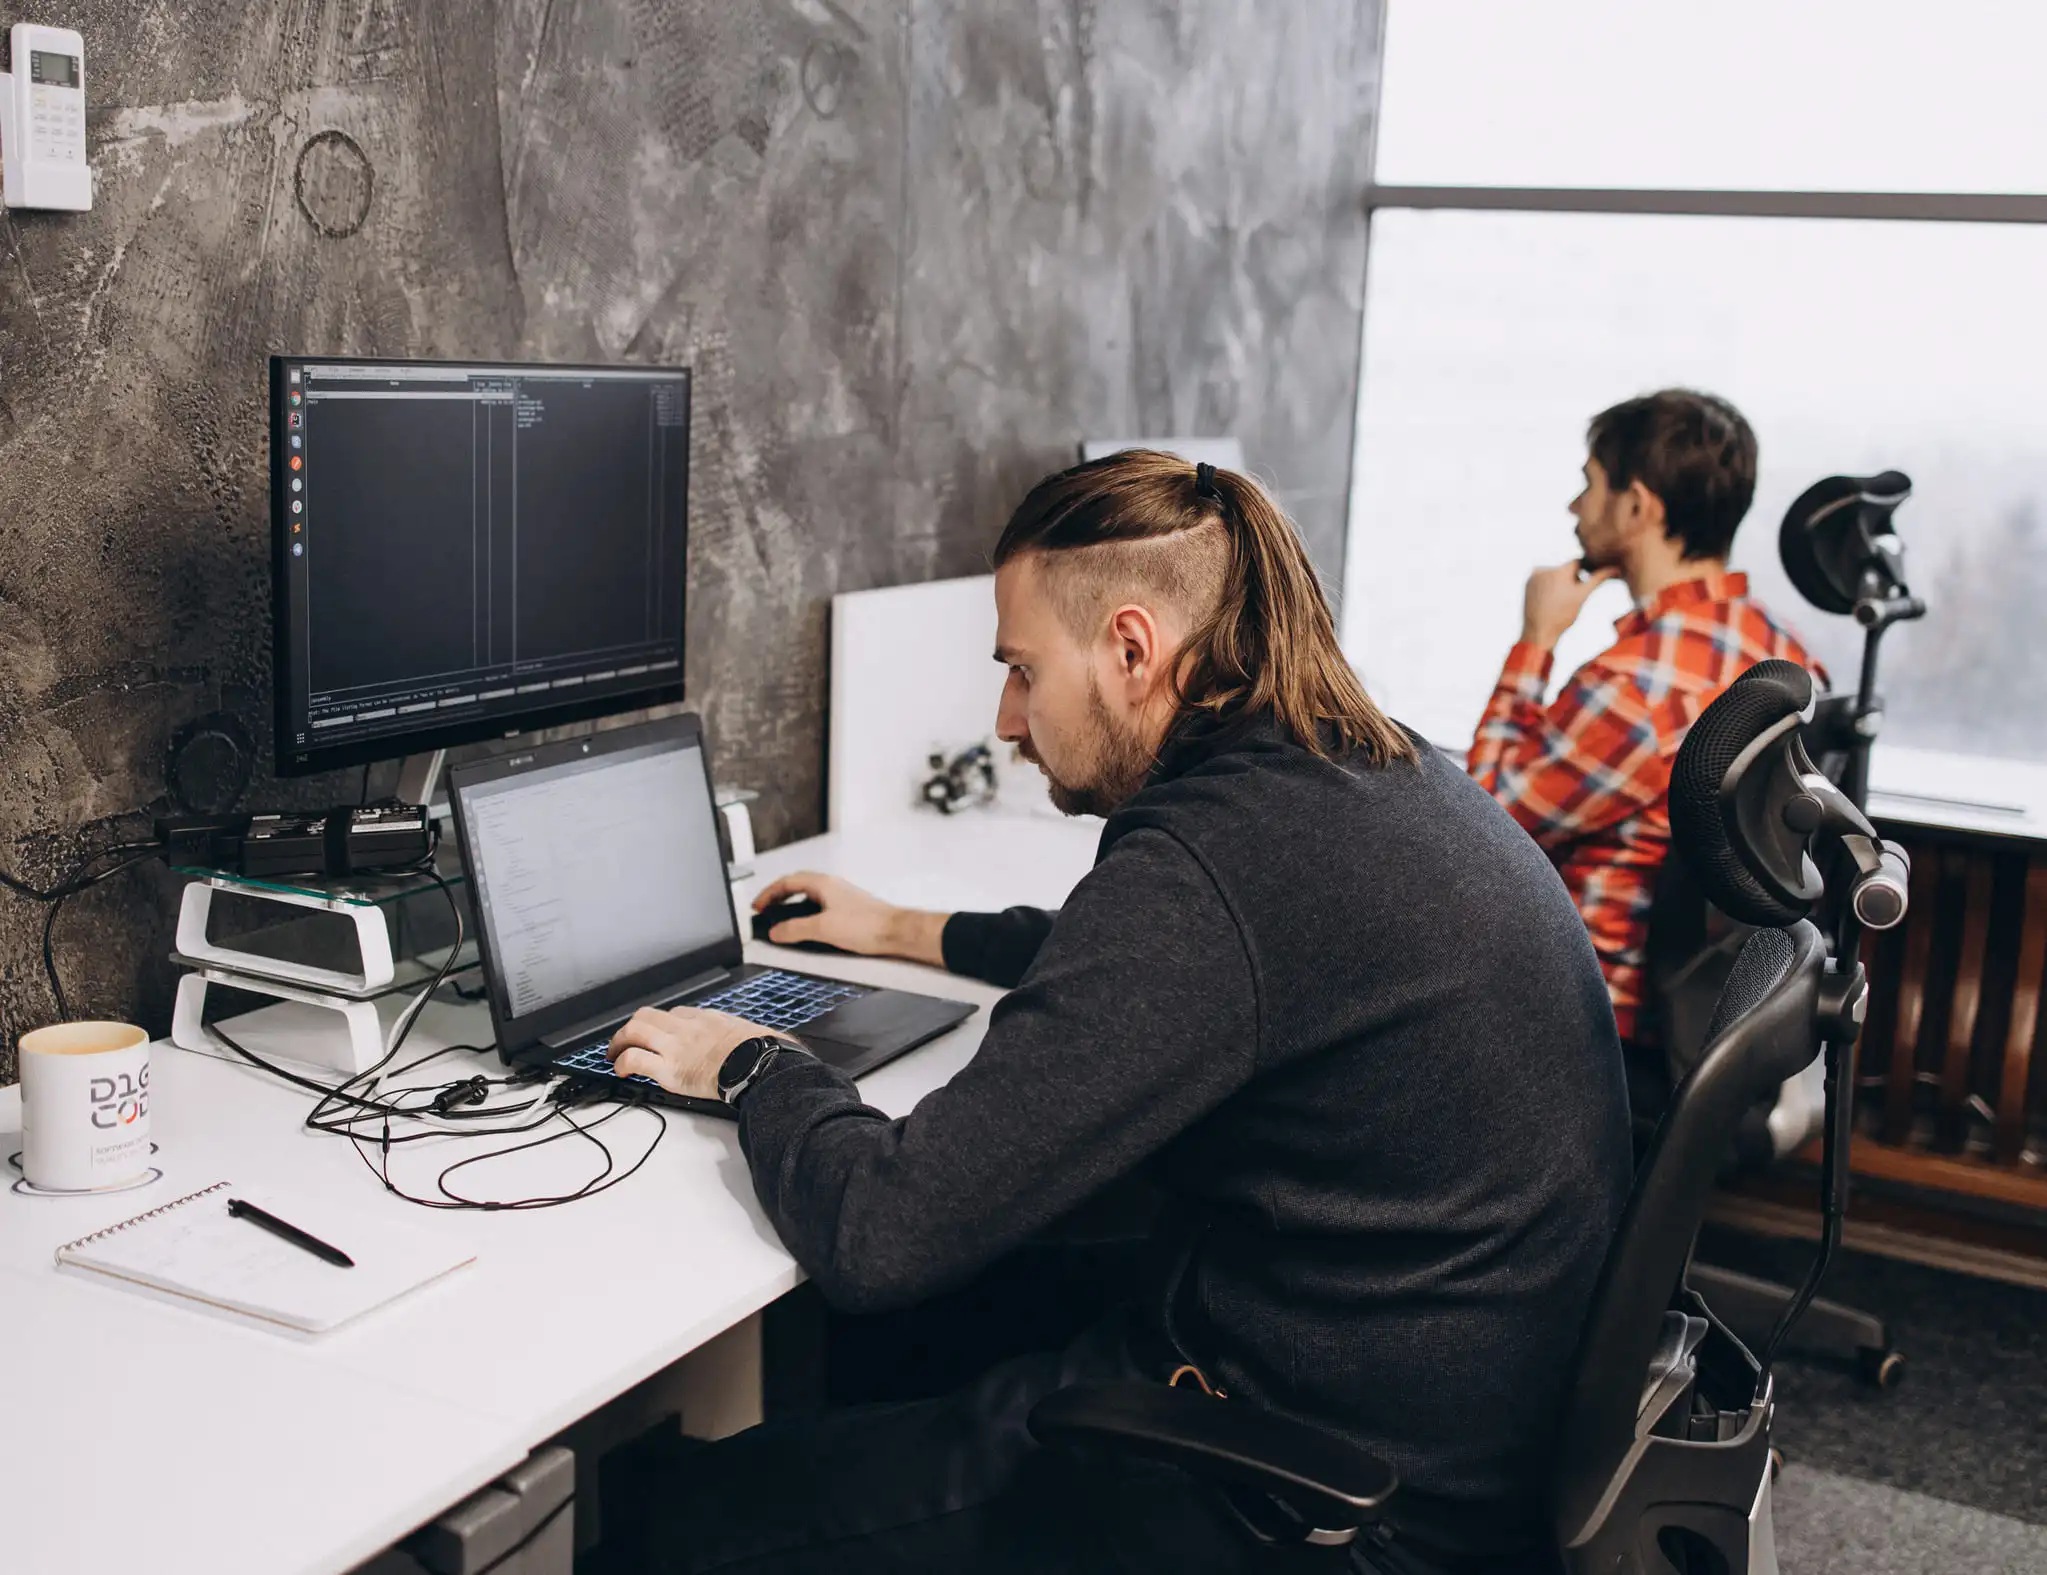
<box><xmin>718</xmin><ymin>1036</ymin><xmax>777</xmax><ymax>1099</ymax></box>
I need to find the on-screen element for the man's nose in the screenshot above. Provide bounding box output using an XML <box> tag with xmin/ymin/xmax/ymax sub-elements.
<box><xmin>996</xmin><ymin>673</ymin><xmax>1028</xmax><ymax>742</ymax></box>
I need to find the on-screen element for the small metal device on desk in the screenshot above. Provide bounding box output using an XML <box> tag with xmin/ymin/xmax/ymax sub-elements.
<box><xmin>921</xmin><ymin>742</ymin><xmax>998</xmax><ymax>814</ymax></box>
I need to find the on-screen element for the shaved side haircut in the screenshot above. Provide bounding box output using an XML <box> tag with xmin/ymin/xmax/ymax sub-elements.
<box><xmin>993</xmin><ymin>450</ymin><xmax>1416</xmax><ymax>767</ymax></box>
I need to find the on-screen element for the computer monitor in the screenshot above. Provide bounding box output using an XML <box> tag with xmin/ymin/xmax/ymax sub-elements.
<box><xmin>270</xmin><ymin>355</ymin><xmax>691</xmax><ymax>778</ymax></box>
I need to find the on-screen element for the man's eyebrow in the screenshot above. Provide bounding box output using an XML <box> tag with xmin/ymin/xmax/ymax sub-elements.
<box><xmin>993</xmin><ymin>644</ymin><xmax>1025</xmax><ymax>664</ymax></box>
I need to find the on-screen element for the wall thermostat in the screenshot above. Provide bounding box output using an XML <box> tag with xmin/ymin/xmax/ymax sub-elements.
<box><xmin>1</xmin><ymin>22</ymin><xmax>92</xmax><ymax>211</ymax></box>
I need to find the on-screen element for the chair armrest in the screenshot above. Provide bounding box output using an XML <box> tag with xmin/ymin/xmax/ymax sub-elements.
<box><xmin>1027</xmin><ymin>1381</ymin><xmax>1398</xmax><ymax>1533</ymax></box>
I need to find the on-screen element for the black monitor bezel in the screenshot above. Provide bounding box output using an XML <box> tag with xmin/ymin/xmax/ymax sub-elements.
<box><xmin>269</xmin><ymin>353</ymin><xmax>692</xmax><ymax>778</ymax></box>
<box><xmin>446</xmin><ymin>711</ymin><xmax>745</xmax><ymax>1061</ymax></box>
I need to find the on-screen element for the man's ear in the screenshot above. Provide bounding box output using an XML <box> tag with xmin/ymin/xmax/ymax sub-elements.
<box><xmin>1622</xmin><ymin>479</ymin><xmax>1667</xmax><ymax>543</ymax></box>
<box><xmin>1106</xmin><ymin>603</ymin><xmax>1163</xmax><ymax>690</ymax></box>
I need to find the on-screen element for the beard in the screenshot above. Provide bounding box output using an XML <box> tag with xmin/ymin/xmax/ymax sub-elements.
<box><xmin>1021</xmin><ymin>674</ymin><xmax>1157</xmax><ymax>818</ymax></box>
<box><xmin>1576</xmin><ymin>508</ymin><xmax>1624</xmax><ymax>573</ymax></box>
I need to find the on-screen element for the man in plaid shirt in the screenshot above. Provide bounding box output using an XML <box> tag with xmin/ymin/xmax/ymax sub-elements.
<box><xmin>1469</xmin><ymin>390</ymin><xmax>1823</xmax><ymax>1051</ymax></box>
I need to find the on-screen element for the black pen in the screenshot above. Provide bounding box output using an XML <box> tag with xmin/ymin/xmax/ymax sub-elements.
<box><xmin>227</xmin><ymin>1197</ymin><xmax>355</xmax><ymax>1268</ymax></box>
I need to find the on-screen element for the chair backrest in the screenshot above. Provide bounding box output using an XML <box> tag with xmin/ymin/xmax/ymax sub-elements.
<box><xmin>1644</xmin><ymin>848</ymin><xmax>1753</xmax><ymax>1078</ymax></box>
<box><xmin>1550</xmin><ymin>917</ymin><xmax>1827</xmax><ymax>1539</ymax></box>
<box><xmin>1641</xmin><ymin>675</ymin><xmax>1861</xmax><ymax>1139</ymax></box>
<box><xmin>1553</xmin><ymin>660</ymin><xmax>1901</xmax><ymax>1560</ymax></box>
<box><xmin>1645</xmin><ymin>849</ymin><xmax>1803</xmax><ymax>1172</ymax></box>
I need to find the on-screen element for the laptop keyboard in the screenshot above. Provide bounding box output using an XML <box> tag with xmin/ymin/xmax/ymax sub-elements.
<box><xmin>553</xmin><ymin>970</ymin><xmax>870</xmax><ymax>1081</ymax></box>
<box><xmin>695</xmin><ymin>969</ymin><xmax>869</xmax><ymax>1030</ymax></box>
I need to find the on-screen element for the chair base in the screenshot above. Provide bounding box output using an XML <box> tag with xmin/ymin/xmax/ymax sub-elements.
<box><xmin>1689</xmin><ymin>1262</ymin><xmax>1903</xmax><ymax>1386</ymax></box>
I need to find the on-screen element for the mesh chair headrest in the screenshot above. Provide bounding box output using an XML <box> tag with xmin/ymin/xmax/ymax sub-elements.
<box><xmin>1669</xmin><ymin>660</ymin><xmax>1816</xmax><ymax>928</ymax></box>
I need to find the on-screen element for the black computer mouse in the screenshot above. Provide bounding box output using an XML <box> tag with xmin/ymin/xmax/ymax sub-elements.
<box><xmin>750</xmin><ymin>896</ymin><xmax>842</xmax><ymax>952</ymax></box>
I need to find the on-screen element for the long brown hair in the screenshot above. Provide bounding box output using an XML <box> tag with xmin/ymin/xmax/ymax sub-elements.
<box><xmin>992</xmin><ymin>449</ymin><xmax>1417</xmax><ymax>767</ymax></box>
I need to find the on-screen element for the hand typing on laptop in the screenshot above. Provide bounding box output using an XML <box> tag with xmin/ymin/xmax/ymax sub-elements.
<box><xmin>445</xmin><ymin>713</ymin><xmax>977</xmax><ymax>1117</ymax></box>
<box><xmin>752</xmin><ymin>872</ymin><xmax>949</xmax><ymax>965</ymax></box>
<box><xmin>606</xmin><ymin>1007</ymin><xmax>795</xmax><ymax>1099</ymax></box>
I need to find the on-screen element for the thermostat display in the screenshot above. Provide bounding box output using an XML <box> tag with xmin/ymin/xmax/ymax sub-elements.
<box><xmin>30</xmin><ymin>51</ymin><xmax>78</xmax><ymax>88</ymax></box>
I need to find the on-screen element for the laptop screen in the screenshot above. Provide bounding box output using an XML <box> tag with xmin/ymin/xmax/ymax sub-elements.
<box><xmin>457</xmin><ymin>733</ymin><xmax>734</xmax><ymax>1021</ymax></box>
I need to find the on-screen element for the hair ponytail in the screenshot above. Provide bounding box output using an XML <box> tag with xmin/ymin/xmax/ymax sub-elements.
<box><xmin>993</xmin><ymin>450</ymin><xmax>1418</xmax><ymax>768</ymax></box>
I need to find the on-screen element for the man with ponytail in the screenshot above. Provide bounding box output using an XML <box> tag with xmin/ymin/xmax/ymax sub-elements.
<box><xmin>606</xmin><ymin>452</ymin><xmax>1631</xmax><ymax>1573</ymax></box>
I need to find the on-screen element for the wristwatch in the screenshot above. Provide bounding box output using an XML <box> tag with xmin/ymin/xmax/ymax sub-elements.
<box><xmin>716</xmin><ymin>1035</ymin><xmax>809</xmax><ymax>1107</ymax></box>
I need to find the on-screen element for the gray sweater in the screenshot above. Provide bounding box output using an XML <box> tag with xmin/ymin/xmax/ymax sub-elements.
<box><xmin>737</xmin><ymin>719</ymin><xmax>1632</xmax><ymax>1538</ymax></box>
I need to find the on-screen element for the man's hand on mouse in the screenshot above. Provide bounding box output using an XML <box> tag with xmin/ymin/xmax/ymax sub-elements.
<box><xmin>752</xmin><ymin>872</ymin><xmax>950</xmax><ymax>967</ymax></box>
<box><xmin>607</xmin><ymin>1006</ymin><xmax>784</xmax><ymax>1098</ymax></box>
<box><xmin>1521</xmin><ymin>559</ymin><xmax>1621</xmax><ymax>650</ymax></box>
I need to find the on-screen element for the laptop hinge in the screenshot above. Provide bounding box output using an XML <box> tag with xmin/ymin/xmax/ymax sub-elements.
<box><xmin>540</xmin><ymin>965</ymin><xmax>733</xmax><ymax>1049</ymax></box>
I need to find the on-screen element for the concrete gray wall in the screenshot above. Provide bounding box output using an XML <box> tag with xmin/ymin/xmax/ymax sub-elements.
<box><xmin>0</xmin><ymin>0</ymin><xmax>1382</xmax><ymax>1078</ymax></box>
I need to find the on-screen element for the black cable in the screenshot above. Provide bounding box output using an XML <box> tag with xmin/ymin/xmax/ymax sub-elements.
<box><xmin>360</xmin><ymin>762</ymin><xmax>373</xmax><ymax>808</ymax></box>
<box><xmin>42</xmin><ymin>895</ymin><xmax>68</xmax><ymax>1018</ymax></box>
<box><xmin>202</xmin><ymin>867</ymin><xmax>472</xmax><ymax>1131</ymax></box>
<box><xmin>204</xmin><ymin>957</ymin><xmax>671</xmax><ymax>1213</ymax></box>
<box><xmin>10</xmin><ymin>821</ymin><xmax>675</xmax><ymax>1217</ymax></box>
<box><xmin>336</xmin><ymin>1081</ymin><xmax>665</xmax><ymax>1211</ymax></box>
<box><xmin>385</xmin><ymin>1038</ymin><xmax>498</xmax><ymax>1083</ymax></box>
<box><xmin>433</xmin><ymin>1094</ymin><xmax>653</xmax><ymax>1208</ymax></box>
<box><xmin>303</xmin><ymin>865</ymin><xmax>465</xmax><ymax>1124</ymax></box>
<box><xmin>191</xmin><ymin>847</ymin><xmax>679</xmax><ymax>1213</ymax></box>
<box><xmin>311</xmin><ymin>1069</ymin><xmax>546</xmax><ymax>1131</ymax></box>
<box><xmin>206</xmin><ymin>1022</ymin><xmax>504</xmax><ymax>1124</ymax></box>
<box><xmin>309</xmin><ymin>1068</ymin><xmax>550</xmax><ymax>1136</ymax></box>
<box><xmin>3</xmin><ymin>835</ymin><xmax>163</xmax><ymax>1018</ymax></box>
<box><xmin>210</xmin><ymin>1015</ymin><xmax>570</xmax><ymax>1147</ymax></box>
<box><xmin>39</xmin><ymin>848</ymin><xmax>163</xmax><ymax>1017</ymax></box>
<box><xmin>1</xmin><ymin>839</ymin><xmax>159</xmax><ymax>901</ymax></box>
<box><xmin>205</xmin><ymin>1021</ymin><xmax>672</xmax><ymax>1212</ymax></box>
<box><xmin>225</xmin><ymin>981</ymin><xmax>486</xmax><ymax>1138</ymax></box>
<box><xmin>365</xmin><ymin>1095</ymin><xmax>629</xmax><ymax>1207</ymax></box>
<box><xmin>11</xmin><ymin>817</ymin><xmax>460</xmax><ymax>1045</ymax></box>
<box><xmin>368</xmin><ymin>1091</ymin><xmax>668</xmax><ymax>1213</ymax></box>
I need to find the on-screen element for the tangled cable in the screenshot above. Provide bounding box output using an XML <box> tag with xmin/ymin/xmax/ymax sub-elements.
<box><xmin>199</xmin><ymin>871</ymin><xmax>666</xmax><ymax>1211</ymax></box>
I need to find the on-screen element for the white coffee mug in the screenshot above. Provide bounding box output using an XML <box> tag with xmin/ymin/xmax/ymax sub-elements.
<box><xmin>18</xmin><ymin>1021</ymin><xmax>152</xmax><ymax>1192</ymax></box>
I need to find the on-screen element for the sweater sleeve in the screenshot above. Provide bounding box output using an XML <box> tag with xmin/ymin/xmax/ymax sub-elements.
<box><xmin>940</xmin><ymin>906</ymin><xmax>1057</xmax><ymax>987</ymax></box>
<box><xmin>1467</xmin><ymin>642</ymin><xmax>1668</xmax><ymax>848</ymax></box>
<box><xmin>735</xmin><ymin>828</ymin><xmax>1257</xmax><ymax>1313</ymax></box>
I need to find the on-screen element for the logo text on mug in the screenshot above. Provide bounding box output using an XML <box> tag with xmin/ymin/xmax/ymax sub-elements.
<box><xmin>89</xmin><ymin>1066</ymin><xmax>150</xmax><ymax>1129</ymax></box>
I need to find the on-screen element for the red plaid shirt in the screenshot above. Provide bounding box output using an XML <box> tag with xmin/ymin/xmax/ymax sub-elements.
<box><xmin>1467</xmin><ymin>572</ymin><xmax>1823</xmax><ymax>1041</ymax></box>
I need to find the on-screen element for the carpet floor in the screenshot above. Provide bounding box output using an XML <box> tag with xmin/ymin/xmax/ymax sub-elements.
<box><xmin>1776</xmin><ymin>1464</ymin><xmax>2047</xmax><ymax>1574</ymax></box>
<box><xmin>1698</xmin><ymin>1224</ymin><xmax>2047</xmax><ymax>1529</ymax></box>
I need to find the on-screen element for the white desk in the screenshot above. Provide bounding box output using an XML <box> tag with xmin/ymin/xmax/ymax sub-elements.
<box><xmin>0</xmin><ymin>809</ymin><xmax>1099</xmax><ymax>1575</ymax></box>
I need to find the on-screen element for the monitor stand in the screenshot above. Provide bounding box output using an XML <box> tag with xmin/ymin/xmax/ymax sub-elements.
<box><xmin>395</xmin><ymin>748</ymin><xmax>447</xmax><ymax>809</ymax></box>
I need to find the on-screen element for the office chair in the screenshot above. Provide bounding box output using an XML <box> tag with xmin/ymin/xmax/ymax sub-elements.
<box><xmin>1028</xmin><ymin>661</ymin><xmax>1911</xmax><ymax>1573</ymax></box>
<box><xmin>1644</xmin><ymin>472</ymin><xmax>1925</xmax><ymax>1387</ymax></box>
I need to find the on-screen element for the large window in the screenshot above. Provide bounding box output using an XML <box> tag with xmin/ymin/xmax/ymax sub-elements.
<box><xmin>1345</xmin><ymin>2</ymin><xmax>2047</xmax><ymax>791</ymax></box>
<box><xmin>1375</xmin><ymin>2</ymin><xmax>2047</xmax><ymax>194</ymax></box>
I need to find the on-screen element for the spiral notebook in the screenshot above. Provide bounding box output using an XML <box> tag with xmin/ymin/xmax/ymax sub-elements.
<box><xmin>54</xmin><ymin>1181</ymin><xmax>475</xmax><ymax>1334</ymax></box>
